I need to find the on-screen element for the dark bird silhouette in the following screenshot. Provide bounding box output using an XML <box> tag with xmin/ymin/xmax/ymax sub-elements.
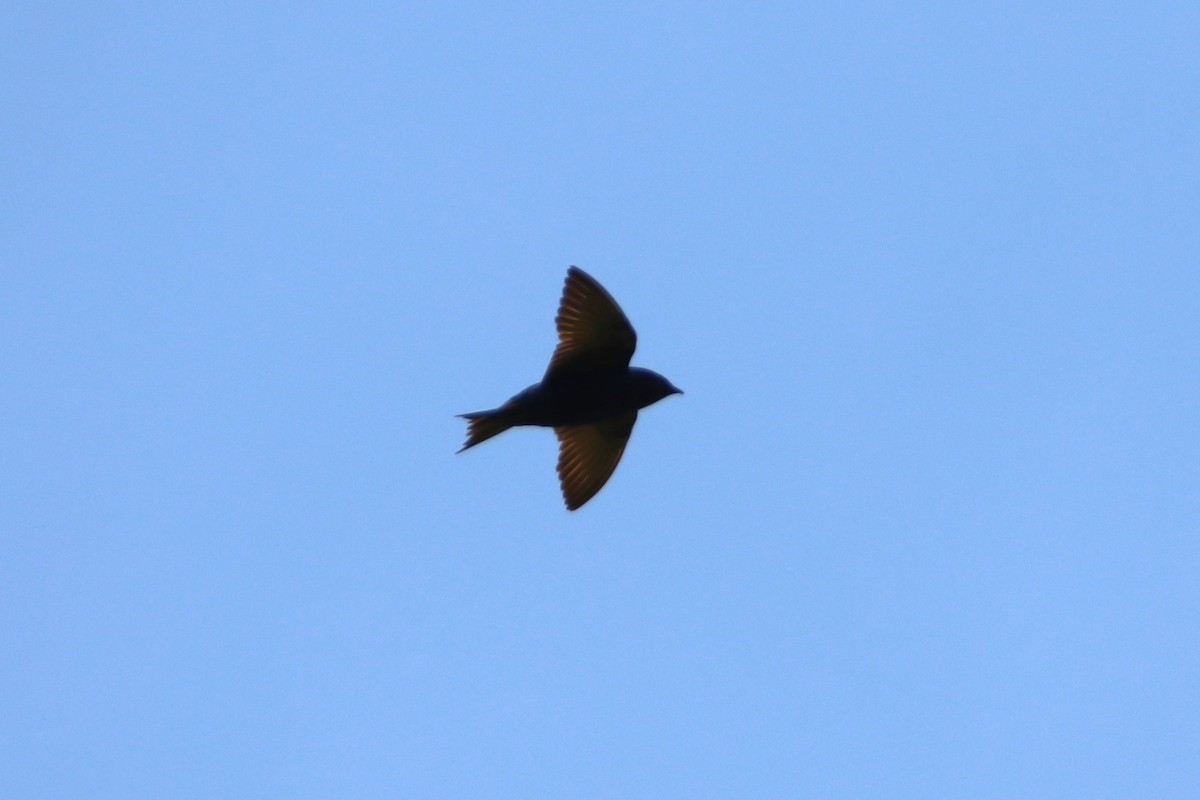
<box><xmin>458</xmin><ymin>266</ymin><xmax>682</xmax><ymax>510</ymax></box>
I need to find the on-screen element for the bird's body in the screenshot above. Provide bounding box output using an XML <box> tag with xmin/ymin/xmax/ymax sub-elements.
<box><xmin>460</xmin><ymin>366</ymin><xmax>678</xmax><ymax>435</ymax></box>
<box><xmin>458</xmin><ymin>267</ymin><xmax>681</xmax><ymax>510</ymax></box>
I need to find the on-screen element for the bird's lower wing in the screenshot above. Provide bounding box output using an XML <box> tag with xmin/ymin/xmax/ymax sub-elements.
<box><xmin>554</xmin><ymin>412</ymin><xmax>637</xmax><ymax>510</ymax></box>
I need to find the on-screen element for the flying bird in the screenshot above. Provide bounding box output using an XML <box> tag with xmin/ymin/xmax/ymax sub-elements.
<box><xmin>458</xmin><ymin>266</ymin><xmax>682</xmax><ymax>510</ymax></box>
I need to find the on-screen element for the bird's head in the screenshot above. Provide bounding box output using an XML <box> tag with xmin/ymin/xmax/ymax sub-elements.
<box><xmin>628</xmin><ymin>368</ymin><xmax>683</xmax><ymax>410</ymax></box>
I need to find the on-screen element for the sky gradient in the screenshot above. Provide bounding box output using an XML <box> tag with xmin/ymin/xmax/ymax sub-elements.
<box><xmin>4</xmin><ymin>4</ymin><xmax>1198</xmax><ymax>797</ymax></box>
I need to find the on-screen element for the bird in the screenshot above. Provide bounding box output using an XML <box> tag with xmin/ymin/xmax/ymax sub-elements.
<box><xmin>457</xmin><ymin>266</ymin><xmax>682</xmax><ymax>510</ymax></box>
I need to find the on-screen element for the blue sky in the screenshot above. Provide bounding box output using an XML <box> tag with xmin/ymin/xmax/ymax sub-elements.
<box><xmin>3</xmin><ymin>3</ymin><xmax>1198</xmax><ymax>797</ymax></box>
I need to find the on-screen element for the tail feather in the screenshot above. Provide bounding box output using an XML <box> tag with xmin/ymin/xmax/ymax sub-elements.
<box><xmin>457</xmin><ymin>410</ymin><xmax>515</xmax><ymax>452</ymax></box>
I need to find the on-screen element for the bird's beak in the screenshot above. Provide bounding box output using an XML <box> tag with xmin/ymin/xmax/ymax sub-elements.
<box><xmin>672</xmin><ymin>386</ymin><xmax>684</xmax><ymax>396</ymax></box>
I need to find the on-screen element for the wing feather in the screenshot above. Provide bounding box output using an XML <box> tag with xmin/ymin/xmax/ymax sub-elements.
<box><xmin>545</xmin><ymin>267</ymin><xmax>637</xmax><ymax>379</ymax></box>
<box><xmin>554</xmin><ymin>412</ymin><xmax>637</xmax><ymax>510</ymax></box>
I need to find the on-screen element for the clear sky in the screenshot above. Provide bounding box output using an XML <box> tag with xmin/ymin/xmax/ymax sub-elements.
<box><xmin>4</xmin><ymin>3</ymin><xmax>1197</xmax><ymax>798</ymax></box>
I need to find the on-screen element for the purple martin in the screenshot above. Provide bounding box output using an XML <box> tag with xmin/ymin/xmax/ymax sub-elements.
<box><xmin>458</xmin><ymin>266</ymin><xmax>682</xmax><ymax>510</ymax></box>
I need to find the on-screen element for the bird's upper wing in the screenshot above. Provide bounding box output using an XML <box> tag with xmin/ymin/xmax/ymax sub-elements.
<box><xmin>545</xmin><ymin>266</ymin><xmax>637</xmax><ymax>380</ymax></box>
<box><xmin>555</xmin><ymin>411</ymin><xmax>637</xmax><ymax>510</ymax></box>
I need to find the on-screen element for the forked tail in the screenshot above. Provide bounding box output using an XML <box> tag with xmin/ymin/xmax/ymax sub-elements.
<box><xmin>457</xmin><ymin>409</ymin><xmax>515</xmax><ymax>452</ymax></box>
